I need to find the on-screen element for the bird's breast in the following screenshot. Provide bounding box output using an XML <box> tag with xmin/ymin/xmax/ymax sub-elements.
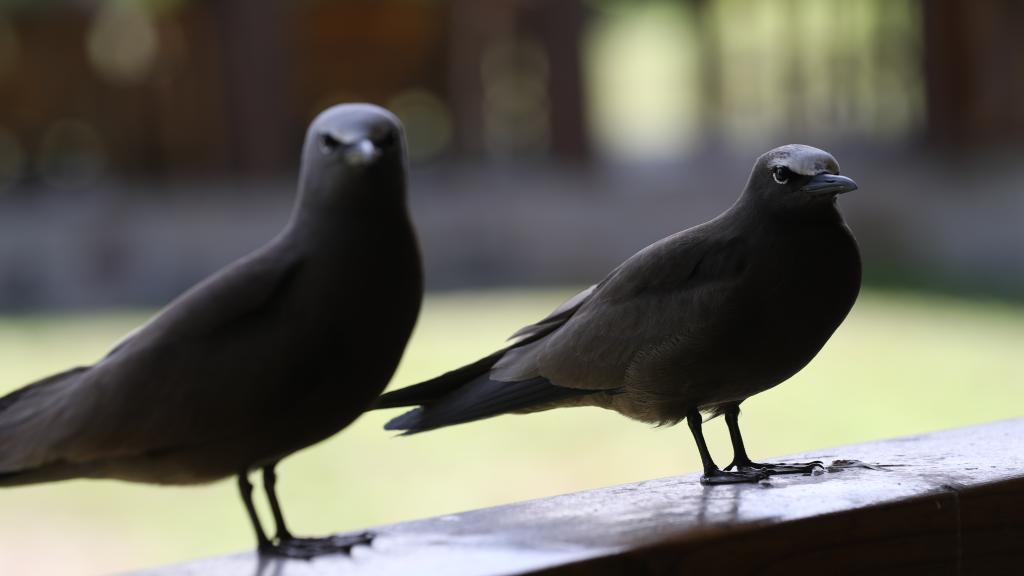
<box><xmin>724</xmin><ymin>224</ymin><xmax>860</xmax><ymax>388</ymax></box>
<box><xmin>258</xmin><ymin>223</ymin><xmax>422</xmax><ymax>450</ymax></box>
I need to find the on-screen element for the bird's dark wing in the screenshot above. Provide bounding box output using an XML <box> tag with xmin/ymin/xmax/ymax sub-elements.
<box><xmin>0</xmin><ymin>243</ymin><xmax>307</xmax><ymax>477</ymax></box>
<box><xmin>0</xmin><ymin>366</ymin><xmax>88</xmax><ymax>416</ymax></box>
<box><xmin>491</xmin><ymin>227</ymin><xmax>749</xmax><ymax>391</ymax></box>
<box><xmin>0</xmin><ymin>366</ymin><xmax>92</xmax><ymax>476</ymax></box>
<box><xmin>106</xmin><ymin>238</ymin><xmax>304</xmax><ymax>361</ymax></box>
<box><xmin>508</xmin><ymin>284</ymin><xmax>597</xmax><ymax>341</ymax></box>
<box><xmin>384</xmin><ymin>225</ymin><xmax>748</xmax><ymax>433</ymax></box>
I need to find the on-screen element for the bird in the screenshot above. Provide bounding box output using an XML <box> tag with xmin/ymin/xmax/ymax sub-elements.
<box><xmin>377</xmin><ymin>144</ymin><xmax>860</xmax><ymax>485</ymax></box>
<box><xmin>0</xmin><ymin>103</ymin><xmax>423</xmax><ymax>556</ymax></box>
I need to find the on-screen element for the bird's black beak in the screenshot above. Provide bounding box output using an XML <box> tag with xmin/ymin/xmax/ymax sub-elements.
<box><xmin>800</xmin><ymin>173</ymin><xmax>857</xmax><ymax>196</ymax></box>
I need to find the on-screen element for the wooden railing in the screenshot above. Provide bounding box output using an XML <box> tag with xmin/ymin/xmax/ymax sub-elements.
<box><xmin>143</xmin><ymin>419</ymin><xmax>1024</xmax><ymax>575</ymax></box>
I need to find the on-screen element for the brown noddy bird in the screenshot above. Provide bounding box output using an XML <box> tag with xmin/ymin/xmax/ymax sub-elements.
<box><xmin>378</xmin><ymin>144</ymin><xmax>859</xmax><ymax>485</ymax></box>
<box><xmin>0</xmin><ymin>104</ymin><xmax>423</xmax><ymax>556</ymax></box>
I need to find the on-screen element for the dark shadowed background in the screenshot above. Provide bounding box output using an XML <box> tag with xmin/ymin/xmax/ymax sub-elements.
<box><xmin>0</xmin><ymin>0</ymin><xmax>1021</xmax><ymax>306</ymax></box>
<box><xmin>0</xmin><ymin>1</ymin><xmax>1021</xmax><ymax>574</ymax></box>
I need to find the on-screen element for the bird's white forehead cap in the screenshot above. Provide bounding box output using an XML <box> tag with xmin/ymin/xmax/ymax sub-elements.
<box><xmin>761</xmin><ymin>144</ymin><xmax>839</xmax><ymax>176</ymax></box>
<box><xmin>309</xmin><ymin>103</ymin><xmax>402</xmax><ymax>145</ymax></box>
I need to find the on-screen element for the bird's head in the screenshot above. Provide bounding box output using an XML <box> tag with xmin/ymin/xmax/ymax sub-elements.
<box><xmin>743</xmin><ymin>144</ymin><xmax>857</xmax><ymax>212</ymax></box>
<box><xmin>298</xmin><ymin>103</ymin><xmax>407</xmax><ymax>206</ymax></box>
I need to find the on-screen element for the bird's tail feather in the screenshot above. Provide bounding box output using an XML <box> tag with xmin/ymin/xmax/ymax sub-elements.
<box><xmin>383</xmin><ymin>375</ymin><xmax>593</xmax><ymax>434</ymax></box>
<box><xmin>374</xmin><ymin>348</ymin><xmax>508</xmax><ymax>409</ymax></box>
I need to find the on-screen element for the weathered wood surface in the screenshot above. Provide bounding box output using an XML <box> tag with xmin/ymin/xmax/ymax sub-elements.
<box><xmin>143</xmin><ymin>419</ymin><xmax>1024</xmax><ymax>575</ymax></box>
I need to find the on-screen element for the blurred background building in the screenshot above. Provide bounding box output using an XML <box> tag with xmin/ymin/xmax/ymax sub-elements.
<box><xmin>0</xmin><ymin>0</ymin><xmax>1021</xmax><ymax>308</ymax></box>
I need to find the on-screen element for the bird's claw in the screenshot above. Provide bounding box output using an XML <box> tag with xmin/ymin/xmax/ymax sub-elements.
<box><xmin>726</xmin><ymin>460</ymin><xmax>824</xmax><ymax>476</ymax></box>
<box><xmin>259</xmin><ymin>531</ymin><xmax>374</xmax><ymax>559</ymax></box>
<box><xmin>700</xmin><ymin>467</ymin><xmax>769</xmax><ymax>485</ymax></box>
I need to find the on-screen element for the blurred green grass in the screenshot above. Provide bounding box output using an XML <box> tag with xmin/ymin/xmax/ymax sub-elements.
<box><xmin>0</xmin><ymin>288</ymin><xmax>1021</xmax><ymax>575</ymax></box>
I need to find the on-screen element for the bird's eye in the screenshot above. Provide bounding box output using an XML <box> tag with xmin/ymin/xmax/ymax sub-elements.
<box><xmin>375</xmin><ymin>130</ymin><xmax>398</xmax><ymax>149</ymax></box>
<box><xmin>772</xmin><ymin>166</ymin><xmax>792</xmax><ymax>185</ymax></box>
<box><xmin>318</xmin><ymin>133</ymin><xmax>341</xmax><ymax>155</ymax></box>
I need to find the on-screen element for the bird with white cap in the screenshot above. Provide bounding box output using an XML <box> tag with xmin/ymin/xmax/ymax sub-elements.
<box><xmin>379</xmin><ymin>144</ymin><xmax>860</xmax><ymax>485</ymax></box>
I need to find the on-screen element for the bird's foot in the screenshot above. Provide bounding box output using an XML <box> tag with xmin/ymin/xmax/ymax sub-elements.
<box><xmin>700</xmin><ymin>467</ymin><xmax>769</xmax><ymax>485</ymax></box>
<box><xmin>726</xmin><ymin>459</ymin><xmax>825</xmax><ymax>476</ymax></box>
<box><xmin>259</xmin><ymin>531</ymin><xmax>374</xmax><ymax>559</ymax></box>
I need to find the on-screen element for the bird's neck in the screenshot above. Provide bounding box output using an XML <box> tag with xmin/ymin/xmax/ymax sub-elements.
<box><xmin>288</xmin><ymin>170</ymin><xmax>408</xmax><ymax>235</ymax></box>
<box><xmin>730</xmin><ymin>194</ymin><xmax>845</xmax><ymax>230</ymax></box>
<box><xmin>283</xmin><ymin>191</ymin><xmax>412</xmax><ymax>254</ymax></box>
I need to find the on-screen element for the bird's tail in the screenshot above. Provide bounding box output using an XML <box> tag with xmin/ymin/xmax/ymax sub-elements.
<box><xmin>377</xmin><ymin>315</ymin><xmax>597</xmax><ymax>434</ymax></box>
<box><xmin>382</xmin><ymin>373</ymin><xmax>592</xmax><ymax>434</ymax></box>
<box><xmin>377</xmin><ymin>347</ymin><xmax>595</xmax><ymax>434</ymax></box>
<box><xmin>0</xmin><ymin>366</ymin><xmax>88</xmax><ymax>485</ymax></box>
<box><xmin>374</xmin><ymin>348</ymin><xmax>509</xmax><ymax>409</ymax></box>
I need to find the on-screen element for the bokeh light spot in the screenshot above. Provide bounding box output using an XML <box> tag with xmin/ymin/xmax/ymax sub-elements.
<box><xmin>86</xmin><ymin>0</ymin><xmax>160</xmax><ymax>85</ymax></box>
<box><xmin>388</xmin><ymin>88</ymin><xmax>453</xmax><ymax>163</ymax></box>
<box><xmin>481</xmin><ymin>37</ymin><xmax>551</xmax><ymax>157</ymax></box>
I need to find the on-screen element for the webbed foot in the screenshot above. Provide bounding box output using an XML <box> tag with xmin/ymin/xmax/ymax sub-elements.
<box><xmin>726</xmin><ymin>459</ymin><xmax>824</xmax><ymax>476</ymax></box>
<box><xmin>700</xmin><ymin>467</ymin><xmax>769</xmax><ymax>485</ymax></box>
<box><xmin>259</xmin><ymin>531</ymin><xmax>374</xmax><ymax>559</ymax></box>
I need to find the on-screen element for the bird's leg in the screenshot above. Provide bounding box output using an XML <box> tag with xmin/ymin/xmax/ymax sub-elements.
<box><xmin>687</xmin><ymin>409</ymin><xmax>766</xmax><ymax>484</ymax></box>
<box><xmin>263</xmin><ymin>464</ymin><xmax>294</xmax><ymax>542</ymax></box>
<box><xmin>257</xmin><ymin>463</ymin><xmax>374</xmax><ymax>559</ymax></box>
<box><xmin>238</xmin><ymin>473</ymin><xmax>272</xmax><ymax>552</ymax></box>
<box><xmin>723</xmin><ymin>404</ymin><xmax>823</xmax><ymax>475</ymax></box>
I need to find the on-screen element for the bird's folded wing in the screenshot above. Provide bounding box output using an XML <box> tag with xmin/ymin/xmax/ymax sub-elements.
<box><xmin>508</xmin><ymin>284</ymin><xmax>597</xmax><ymax>341</ymax></box>
<box><xmin>1</xmin><ymin>244</ymin><xmax>308</xmax><ymax>470</ymax></box>
<box><xmin>383</xmin><ymin>230</ymin><xmax>750</xmax><ymax>433</ymax></box>
<box><xmin>493</xmin><ymin>230</ymin><xmax>749</xmax><ymax>391</ymax></box>
<box><xmin>106</xmin><ymin>239</ymin><xmax>303</xmax><ymax>360</ymax></box>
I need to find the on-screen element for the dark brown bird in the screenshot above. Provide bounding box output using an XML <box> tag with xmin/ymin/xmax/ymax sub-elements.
<box><xmin>378</xmin><ymin>144</ymin><xmax>859</xmax><ymax>485</ymax></box>
<box><xmin>0</xmin><ymin>104</ymin><xmax>423</xmax><ymax>556</ymax></box>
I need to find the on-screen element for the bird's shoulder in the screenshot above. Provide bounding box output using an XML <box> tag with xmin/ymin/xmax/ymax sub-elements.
<box><xmin>504</xmin><ymin>222</ymin><xmax>746</xmax><ymax>348</ymax></box>
<box><xmin>105</xmin><ymin>237</ymin><xmax>306</xmax><ymax>359</ymax></box>
<box><xmin>509</xmin><ymin>284</ymin><xmax>597</xmax><ymax>342</ymax></box>
<box><xmin>592</xmin><ymin>219</ymin><xmax>750</xmax><ymax>305</ymax></box>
